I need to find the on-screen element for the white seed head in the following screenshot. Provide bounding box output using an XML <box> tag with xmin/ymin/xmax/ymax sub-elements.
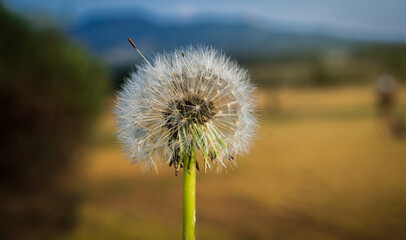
<box><xmin>115</xmin><ymin>46</ymin><xmax>258</xmax><ymax>173</ymax></box>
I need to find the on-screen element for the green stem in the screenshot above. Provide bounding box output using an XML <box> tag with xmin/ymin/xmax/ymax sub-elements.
<box><xmin>183</xmin><ymin>145</ymin><xmax>196</xmax><ymax>240</ymax></box>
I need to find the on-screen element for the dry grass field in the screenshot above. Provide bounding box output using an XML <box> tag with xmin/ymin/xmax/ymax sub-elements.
<box><xmin>64</xmin><ymin>86</ymin><xmax>406</xmax><ymax>240</ymax></box>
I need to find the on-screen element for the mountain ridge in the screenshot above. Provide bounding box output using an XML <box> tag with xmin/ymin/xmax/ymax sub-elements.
<box><xmin>70</xmin><ymin>12</ymin><xmax>359</xmax><ymax>65</ymax></box>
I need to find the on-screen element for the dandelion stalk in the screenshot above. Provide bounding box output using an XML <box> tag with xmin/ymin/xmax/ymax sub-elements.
<box><xmin>115</xmin><ymin>42</ymin><xmax>258</xmax><ymax>239</ymax></box>
<box><xmin>183</xmin><ymin>145</ymin><xmax>196</xmax><ymax>240</ymax></box>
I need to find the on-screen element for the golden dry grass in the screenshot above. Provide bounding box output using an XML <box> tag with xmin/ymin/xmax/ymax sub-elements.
<box><xmin>65</xmin><ymin>86</ymin><xmax>406</xmax><ymax>240</ymax></box>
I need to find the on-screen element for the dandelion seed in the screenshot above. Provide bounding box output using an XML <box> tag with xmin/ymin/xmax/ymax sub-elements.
<box><xmin>115</xmin><ymin>46</ymin><xmax>257</xmax><ymax>173</ymax></box>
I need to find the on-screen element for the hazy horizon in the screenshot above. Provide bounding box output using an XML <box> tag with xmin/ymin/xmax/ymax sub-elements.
<box><xmin>4</xmin><ymin>0</ymin><xmax>406</xmax><ymax>42</ymax></box>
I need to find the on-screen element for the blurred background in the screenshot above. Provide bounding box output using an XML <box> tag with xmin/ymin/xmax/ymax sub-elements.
<box><xmin>1</xmin><ymin>0</ymin><xmax>405</xmax><ymax>239</ymax></box>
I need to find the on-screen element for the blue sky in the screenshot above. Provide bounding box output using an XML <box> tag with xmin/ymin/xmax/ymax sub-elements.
<box><xmin>4</xmin><ymin>0</ymin><xmax>406</xmax><ymax>41</ymax></box>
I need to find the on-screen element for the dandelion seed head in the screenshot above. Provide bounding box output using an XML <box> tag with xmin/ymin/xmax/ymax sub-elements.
<box><xmin>115</xmin><ymin>46</ymin><xmax>258</xmax><ymax>173</ymax></box>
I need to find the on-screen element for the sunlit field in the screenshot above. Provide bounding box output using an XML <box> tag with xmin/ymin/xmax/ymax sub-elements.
<box><xmin>65</xmin><ymin>86</ymin><xmax>406</xmax><ymax>240</ymax></box>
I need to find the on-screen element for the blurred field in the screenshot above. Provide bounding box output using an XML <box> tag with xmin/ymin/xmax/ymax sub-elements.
<box><xmin>64</xmin><ymin>86</ymin><xmax>406</xmax><ymax>240</ymax></box>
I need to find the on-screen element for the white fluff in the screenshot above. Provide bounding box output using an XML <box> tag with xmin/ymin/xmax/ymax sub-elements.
<box><xmin>115</xmin><ymin>46</ymin><xmax>258</xmax><ymax>172</ymax></box>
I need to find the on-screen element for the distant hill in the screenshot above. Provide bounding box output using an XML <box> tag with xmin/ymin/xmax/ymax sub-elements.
<box><xmin>69</xmin><ymin>11</ymin><xmax>356</xmax><ymax>65</ymax></box>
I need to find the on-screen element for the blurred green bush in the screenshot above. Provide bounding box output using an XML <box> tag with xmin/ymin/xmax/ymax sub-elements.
<box><xmin>0</xmin><ymin>4</ymin><xmax>109</xmax><ymax>240</ymax></box>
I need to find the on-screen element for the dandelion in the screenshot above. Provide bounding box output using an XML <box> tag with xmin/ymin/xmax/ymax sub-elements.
<box><xmin>115</xmin><ymin>39</ymin><xmax>258</xmax><ymax>239</ymax></box>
